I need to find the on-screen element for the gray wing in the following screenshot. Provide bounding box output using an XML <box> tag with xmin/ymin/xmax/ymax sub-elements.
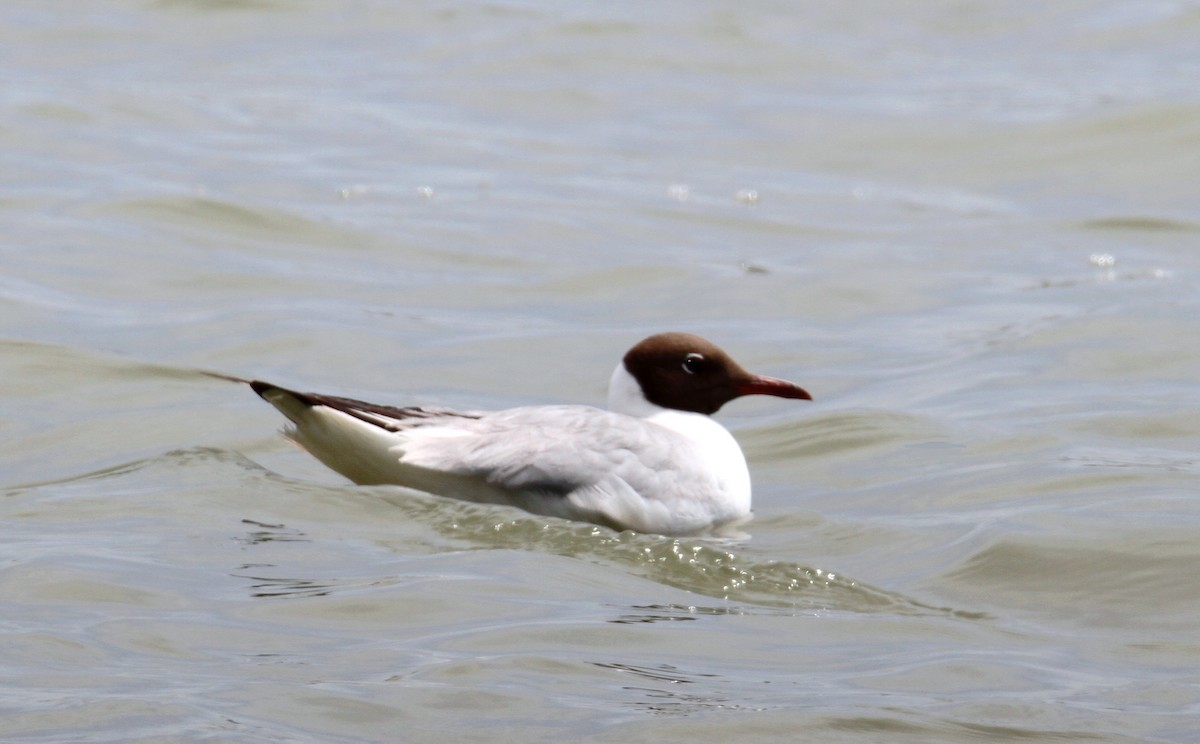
<box><xmin>397</xmin><ymin>405</ymin><xmax>701</xmax><ymax>499</ymax></box>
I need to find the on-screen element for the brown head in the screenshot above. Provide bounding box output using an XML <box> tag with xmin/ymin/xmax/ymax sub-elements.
<box><xmin>621</xmin><ymin>332</ymin><xmax>811</xmax><ymax>415</ymax></box>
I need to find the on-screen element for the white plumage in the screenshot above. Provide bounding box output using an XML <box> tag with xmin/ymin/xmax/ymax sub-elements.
<box><xmin>248</xmin><ymin>332</ymin><xmax>811</xmax><ymax>535</ymax></box>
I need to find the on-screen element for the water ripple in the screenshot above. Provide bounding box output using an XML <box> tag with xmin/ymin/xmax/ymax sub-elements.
<box><xmin>420</xmin><ymin>500</ymin><xmax>986</xmax><ymax>619</ymax></box>
<box><xmin>11</xmin><ymin>447</ymin><xmax>987</xmax><ymax>621</ymax></box>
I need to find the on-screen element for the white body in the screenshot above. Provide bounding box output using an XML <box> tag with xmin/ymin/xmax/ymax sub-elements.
<box><xmin>261</xmin><ymin>364</ymin><xmax>754</xmax><ymax>535</ymax></box>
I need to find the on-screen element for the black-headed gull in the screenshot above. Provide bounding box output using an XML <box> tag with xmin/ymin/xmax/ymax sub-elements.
<box><xmin>246</xmin><ymin>332</ymin><xmax>811</xmax><ymax>535</ymax></box>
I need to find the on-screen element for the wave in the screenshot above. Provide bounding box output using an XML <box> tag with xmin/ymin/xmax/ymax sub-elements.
<box><xmin>11</xmin><ymin>447</ymin><xmax>986</xmax><ymax>620</ymax></box>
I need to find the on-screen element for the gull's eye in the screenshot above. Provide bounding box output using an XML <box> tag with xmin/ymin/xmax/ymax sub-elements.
<box><xmin>681</xmin><ymin>353</ymin><xmax>705</xmax><ymax>375</ymax></box>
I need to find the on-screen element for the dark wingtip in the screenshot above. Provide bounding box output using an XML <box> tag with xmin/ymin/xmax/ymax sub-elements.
<box><xmin>249</xmin><ymin>380</ymin><xmax>279</xmax><ymax>399</ymax></box>
<box><xmin>200</xmin><ymin>370</ymin><xmax>252</xmax><ymax>385</ymax></box>
<box><xmin>249</xmin><ymin>380</ymin><xmax>323</xmax><ymax>409</ymax></box>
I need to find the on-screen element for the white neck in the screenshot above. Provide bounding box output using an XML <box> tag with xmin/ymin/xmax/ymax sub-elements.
<box><xmin>607</xmin><ymin>362</ymin><xmax>663</xmax><ymax>418</ymax></box>
<box><xmin>607</xmin><ymin>363</ymin><xmax>751</xmax><ymax>515</ymax></box>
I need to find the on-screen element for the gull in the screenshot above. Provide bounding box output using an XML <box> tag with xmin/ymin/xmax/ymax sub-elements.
<box><xmin>240</xmin><ymin>332</ymin><xmax>811</xmax><ymax>535</ymax></box>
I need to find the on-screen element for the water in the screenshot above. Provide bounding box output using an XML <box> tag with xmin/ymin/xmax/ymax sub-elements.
<box><xmin>3</xmin><ymin>1</ymin><xmax>1199</xmax><ymax>741</ymax></box>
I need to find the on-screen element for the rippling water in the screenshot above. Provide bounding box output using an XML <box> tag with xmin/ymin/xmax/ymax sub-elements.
<box><xmin>4</xmin><ymin>1</ymin><xmax>1199</xmax><ymax>742</ymax></box>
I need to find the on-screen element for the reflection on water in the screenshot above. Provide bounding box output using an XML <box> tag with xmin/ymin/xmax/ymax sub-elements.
<box><xmin>592</xmin><ymin>661</ymin><xmax>768</xmax><ymax>716</ymax></box>
<box><xmin>607</xmin><ymin>604</ymin><xmax>704</xmax><ymax>624</ymax></box>
<box><xmin>16</xmin><ymin>445</ymin><xmax>988</xmax><ymax>620</ymax></box>
<box><xmin>233</xmin><ymin>570</ymin><xmax>407</xmax><ymax>600</ymax></box>
<box><xmin>134</xmin><ymin>445</ymin><xmax>986</xmax><ymax>619</ymax></box>
<box><xmin>235</xmin><ymin>519</ymin><xmax>309</xmax><ymax>545</ymax></box>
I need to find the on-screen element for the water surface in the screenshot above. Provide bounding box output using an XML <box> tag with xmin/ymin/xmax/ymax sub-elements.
<box><xmin>3</xmin><ymin>1</ymin><xmax>1199</xmax><ymax>742</ymax></box>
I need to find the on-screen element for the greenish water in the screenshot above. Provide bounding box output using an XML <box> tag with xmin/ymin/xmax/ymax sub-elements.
<box><xmin>3</xmin><ymin>2</ymin><xmax>1199</xmax><ymax>742</ymax></box>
